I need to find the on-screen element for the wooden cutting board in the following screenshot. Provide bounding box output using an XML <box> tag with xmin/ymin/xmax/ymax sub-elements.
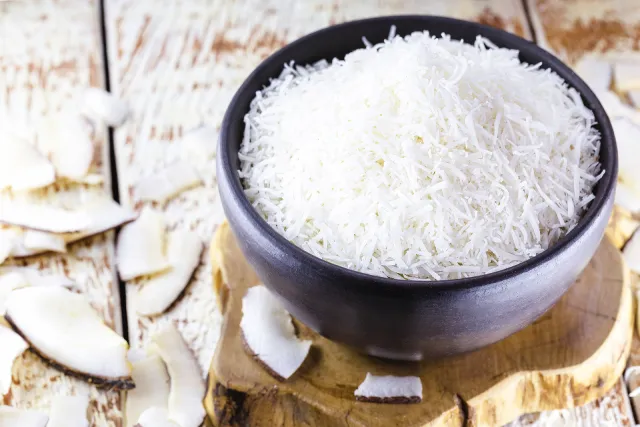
<box><xmin>205</xmin><ymin>222</ymin><xmax>633</xmax><ymax>427</ymax></box>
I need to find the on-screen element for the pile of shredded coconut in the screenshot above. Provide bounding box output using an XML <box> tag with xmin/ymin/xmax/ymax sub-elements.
<box><xmin>239</xmin><ymin>31</ymin><xmax>603</xmax><ymax>280</ymax></box>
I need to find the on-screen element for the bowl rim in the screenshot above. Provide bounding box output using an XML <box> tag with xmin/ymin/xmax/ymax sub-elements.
<box><xmin>219</xmin><ymin>15</ymin><xmax>618</xmax><ymax>291</ymax></box>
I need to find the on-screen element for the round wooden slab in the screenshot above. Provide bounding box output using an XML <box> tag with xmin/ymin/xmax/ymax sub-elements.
<box><xmin>206</xmin><ymin>222</ymin><xmax>633</xmax><ymax>427</ymax></box>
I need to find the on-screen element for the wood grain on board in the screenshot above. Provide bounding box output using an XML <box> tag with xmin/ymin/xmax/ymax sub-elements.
<box><xmin>101</xmin><ymin>0</ymin><xmax>530</xmax><ymax>383</ymax></box>
<box><xmin>0</xmin><ymin>1</ymin><xmax>123</xmax><ymax>425</ymax></box>
<box><xmin>209</xmin><ymin>222</ymin><xmax>633</xmax><ymax>427</ymax></box>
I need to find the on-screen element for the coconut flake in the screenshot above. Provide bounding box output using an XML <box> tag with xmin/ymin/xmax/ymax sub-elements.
<box><xmin>149</xmin><ymin>325</ymin><xmax>206</xmax><ymax>427</ymax></box>
<box><xmin>135</xmin><ymin>230</ymin><xmax>202</xmax><ymax>316</ymax></box>
<box><xmin>125</xmin><ymin>354</ymin><xmax>170</xmax><ymax>427</ymax></box>
<box><xmin>80</xmin><ymin>87</ymin><xmax>129</xmax><ymax>127</ymax></box>
<box><xmin>64</xmin><ymin>197</ymin><xmax>137</xmax><ymax>243</ymax></box>
<box><xmin>0</xmin><ymin>229</ymin><xmax>19</xmax><ymax>264</ymax></box>
<box><xmin>38</xmin><ymin>113</ymin><xmax>94</xmax><ymax>180</ymax></box>
<box><xmin>240</xmin><ymin>285</ymin><xmax>312</xmax><ymax>380</ymax></box>
<box><xmin>616</xmin><ymin>184</ymin><xmax>640</xmax><ymax>213</ymax></box>
<box><xmin>575</xmin><ymin>56</ymin><xmax>612</xmax><ymax>92</ymax></box>
<box><xmin>354</xmin><ymin>373</ymin><xmax>423</xmax><ymax>403</ymax></box>
<box><xmin>0</xmin><ymin>202</ymin><xmax>92</xmax><ymax>233</ymax></box>
<box><xmin>19</xmin><ymin>230</ymin><xmax>66</xmax><ymax>254</ymax></box>
<box><xmin>0</xmin><ymin>268</ymin><xmax>74</xmax><ymax>315</ymax></box>
<box><xmin>47</xmin><ymin>395</ymin><xmax>90</xmax><ymax>427</ymax></box>
<box><xmin>180</xmin><ymin>126</ymin><xmax>217</xmax><ymax>161</ymax></box>
<box><xmin>614</xmin><ymin>61</ymin><xmax>640</xmax><ymax>92</ymax></box>
<box><xmin>134</xmin><ymin>161</ymin><xmax>202</xmax><ymax>204</ymax></box>
<box><xmin>624</xmin><ymin>230</ymin><xmax>640</xmax><ymax>274</ymax></box>
<box><xmin>628</xmin><ymin>90</ymin><xmax>640</xmax><ymax>109</ymax></box>
<box><xmin>0</xmin><ymin>134</ymin><xmax>56</xmax><ymax>191</ymax></box>
<box><xmin>135</xmin><ymin>407</ymin><xmax>179</xmax><ymax>427</ymax></box>
<box><xmin>4</xmin><ymin>286</ymin><xmax>133</xmax><ymax>389</ymax></box>
<box><xmin>0</xmin><ymin>407</ymin><xmax>48</xmax><ymax>427</ymax></box>
<box><xmin>612</xmin><ymin>117</ymin><xmax>640</xmax><ymax>211</ymax></box>
<box><xmin>0</xmin><ymin>325</ymin><xmax>28</xmax><ymax>395</ymax></box>
<box><xmin>116</xmin><ymin>208</ymin><xmax>170</xmax><ymax>281</ymax></box>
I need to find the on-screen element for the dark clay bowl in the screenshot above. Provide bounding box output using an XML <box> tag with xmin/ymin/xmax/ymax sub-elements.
<box><xmin>217</xmin><ymin>16</ymin><xmax>617</xmax><ymax>360</ymax></box>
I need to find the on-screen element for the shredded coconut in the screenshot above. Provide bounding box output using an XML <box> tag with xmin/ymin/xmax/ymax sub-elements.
<box><xmin>239</xmin><ymin>32</ymin><xmax>603</xmax><ymax>280</ymax></box>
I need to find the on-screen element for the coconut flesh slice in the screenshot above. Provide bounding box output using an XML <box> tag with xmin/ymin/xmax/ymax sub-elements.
<box><xmin>574</xmin><ymin>56</ymin><xmax>612</xmax><ymax>92</ymax></box>
<box><xmin>0</xmin><ymin>134</ymin><xmax>56</xmax><ymax>192</ymax></box>
<box><xmin>47</xmin><ymin>395</ymin><xmax>90</xmax><ymax>427</ymax></box>
<box><xmin>134</xmin><ymin>161</ymin><xmax>203</xmax><ymax>204</ymax></box>
<box><xmin>149</xmin><ymin>325</ymin><xmax>206</xmax><ymax>427</ymax></box>
<box><xmin>17</xmin><ymin>230</ymin><xmax>67</xmax><ymax>254</ymax></box>
<box><xmin>0</xmin><ymin>325</ymin><xmax>28</xmax><ymax>395</ymax></box>
<box><xmin>38</xmin><ymin>113</ymin><xmax>94</xmax><ymax>180</ymax></box>
<box><xmin>612</xmin><ymin>117</ymin><xmax>640</xmax><ymax>213</ymax></box>
<box><xmin>0</xmin><ymin>202</ymin><xmax>92</xmax><ymax>233</ymax></box>
<box><xmin>354</xmin><ymin>373</ymin><xmax>423</xmax><ymax>403</ymax></box>
<box><xmin>4</xmin><ymin>286</ymin><xmax>133</xmax><ymax>389</ymax></box>
<box><xmin>125</xmin><ymin>354</ymin><xmax>170</xmax><ymax>427</ymax></box>
<box><xmin>63</xmin><ymin>197</ymin><xmax>137</xmax><ymax>244</ymax></box>
<box><xmin>0</xmin><ymin>268</ymin><xmax>75</xmax><ymax>315</ymax></box>
<box><xmin>181</xmin><ymin>126</ymin><xmax>218</xmax><ymax>161</ymax></box>
<box><xmin>614</xmin><ymin>61</ymin><xmax>640</xmax><ymax>92</ymax></box>
<box><xmin>0</xmin><ymin>229</ymin><xmax>19</xmax><ymax>264</ymax></box>
<box><xmin>135</xmin><ymin>230</ymin><xmax>203</xmax><ymax>316</ymax></box>
<box><xmin>80</xmin><ymin>87</ymin><xmax>129</xmax><ymax>127</ymax></box>
<box><xmin>624</xmin><ymin>230</ymin><xmax>640</xmax><ymax>274</ymax></box>
<box><xmin>116</xmin><ymin>208</ymin><xmax>170</xmax><ymax>281</ymax></box>
<box><xmin>134</xmin><ymin>407</ymin><xmax>179</xmax><ymax>427</ymax></box>
<box><xmin>0</xmin><ymin>406</ymin><xmax>48</xmax><ymax>427</ymax></box>
<box><xmin>240</xmin><ymin>285</ymin><xmax>312</xmax><ymax>381</ymax></box>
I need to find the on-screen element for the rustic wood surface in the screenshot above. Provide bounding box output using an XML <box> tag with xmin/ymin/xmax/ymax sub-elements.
<box><xmin>208</xmin><ymin>222</ymin><xmax>633</xmax><ymax>427</ymax></box>
<box><xmin>0</xmin><ymin>1</ymin><xmax>123</xmax><ymax>425</ymax></box>
<box><xmin>2</xmin><ymin>0</ymin><xmax>639</xmax><ymax>425</ymax></box>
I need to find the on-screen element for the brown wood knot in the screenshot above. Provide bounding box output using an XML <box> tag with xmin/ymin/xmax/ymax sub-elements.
<box><xmin>212</xmin><ymin>382</ymin><xmax>249</xmax><ymax>427</ymax></box>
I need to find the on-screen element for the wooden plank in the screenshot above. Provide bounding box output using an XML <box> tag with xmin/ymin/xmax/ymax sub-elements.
<box><xmin>0</xmin><ymin>0</ymin><xmax>124</xmax><ymax>425</ymax></box>
<box><xmin>522</xmin><ymin>1</ymin><xmax>640</xmax><ymax>425</ymax></box>
<box><xmin>103</xmin><ymin>0</ymin><xmax>531</xmax><ymax>379</ymax></box>
<box><xmin>527</xmin><ymin>0</ymin><xmax>640</xmax><ymax>64</ymax></box>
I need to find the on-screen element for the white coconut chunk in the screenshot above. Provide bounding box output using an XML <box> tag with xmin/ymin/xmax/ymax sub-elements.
<box><xmin>0</xmin><ymin>202</ymin><xmax>92</xmax><ymax>233</ymax></box>
<box><xmin>181</xmin><ymin>126</ymin><xmax>218</xmax><ymax>161</ymax></box>
<box><xmin>0</xmin><ymin>229</ymin><xmax>19</xmax><ymax>264</ymax></box>
<box><xmin>134</xmin><ymin>162</ymin><xmax>202</xmax><ymax>204</ymax></box>
<box><xmin>135</xmin><ymin>407</ymin><xmax>179</xmax><ymax>427</ymax></box>
<box><xmin>595</xmin><ymin>90</ymin><xmax>640</xmax><ymax>122</ymax></box>
<box><xmin>614</xmin><ymin>61</ymin><xmax>640</xmax><ymax>92</ymax></box>
<box><xmin>612</xmin><ymin>118</ymin><xmax>640</xmax><ymax>207</ymax></box>
<box><xmin>38</xmin><ymin>113</ymin><xmax>94</xmax><ymax>180</ymax></box>
<box><xmin>624</xmin><ymin>230</ymin><xmax>640</xmax><ymax>274</ymax></box>
<box><xmin>0</xmin><ymin>325</ymin><xmax>28</xmax><ymax>395</ymax></box>
<box><xmin>4</xmin><ymin>286</ymin><xmax>132</xmax><ymax>388</ymax></box>
<box><xmin>21</xmin><ymin>230</ymin><xmax>66</xmax><ymax>253</ymax></box>
<box><xmin>240</xmin><ymin>285</ymin><xmax>312</xmax><ymax>380</ymax></box>
<box><xmin>80</xmin><ymin>87</ymin><xmax>129</xmax><ymax>127</ymax></box>
<box><xmin>0</xmin><ymin>268</ymin><xmax>74</xmax><ymax>316</ymax></box>
<box><xmin>47</xmin><ymin>395</ymin><xmax>90</xmax><ymax>427</ymax></box>
<box><xmin>125</xmin><ymin>354</ymin><xmax>170</xmax><ymax>427</ymax></box>
<box><xmin>616</xmin><ymin>184</ymin><xmax>640</xmax><ymax>213</ymax></box>
<box><xmin>135</xmin><ymin>230</ymin><xmax>202</xmax><ymax>316</ymax></box>
<box><xmin>354</xmin><ymin>373</ymin><xmax>423</xmax><ymax>403</ymax></box>
<box><xmin>629</xmin><ymin>90</ymin><xmax>640</xmax><ymax>108</ymax></box>
<box><xmin>575</xmin><ymin>56</ymin><xmax>612</xmax><ymax>91</ymax></box>
<box><xmin>116</xmin><ymin>208</ymin><xmax>169</xmax><ymax>281</ymax></box>
<box><xmin>65</xmin><ymin>197</ymin><xmax>137</xmax><ymax>243</ymax></box>
<box><xmin>0</xmin><ymin>407</ymin><xmax>48</xmax><ymax>426</ymax></box>
<box><xmin>149</xmin><ymin>325</ymin><xmax>206</xmax><ymax>427</ymax></box>
<box><xmin>0</xmin><ymin>134</ymin><xmax>56</xmax><ymax>192</ymax></box>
